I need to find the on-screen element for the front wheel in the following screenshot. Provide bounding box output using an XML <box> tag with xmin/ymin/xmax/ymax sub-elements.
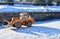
<box><xmin>26</xmin><ymin>22</ymin><xmax>32</xmax><ymax>27</ymax></box>
<box><xmin>14</xmin><ymin>22</ymin><xmax>22</xmax><ymax>29</ymax></box>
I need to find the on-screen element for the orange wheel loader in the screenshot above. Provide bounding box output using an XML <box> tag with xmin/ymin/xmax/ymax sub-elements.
<box><xmin>3</xmin><ymin>13</ymin><xmax>34</xmax><ymax>29</ymax></box>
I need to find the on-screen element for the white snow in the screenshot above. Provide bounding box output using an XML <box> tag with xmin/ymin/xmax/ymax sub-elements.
<box><xmin>33</xmin><ymin>21</ymin><xmax>60</xmax><ymax>29</ymax></box>
<box><xmin>0</xmin><ymin>5</ymin><xmax>7</xmax><ymax>9</ymax></box>
<box><xmin>12</xmin><ymin>6</ymin><xmax>45</xmax><ymax>9</ymax></box>
<box><xmin>0</xmin><ymin>20</ymin><xmax>60</xmax><ymax>39</ymax></box>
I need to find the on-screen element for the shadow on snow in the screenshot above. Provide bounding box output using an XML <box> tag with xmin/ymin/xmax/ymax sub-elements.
<box><xmin>0</xmin><ymin>26</ymin><xmax>5</xmax><ymax>29</ymax></box>
<box><xmin>14</xmin><ymin>26</ymin><xmax>60</xmax><ymax>36</ymax></box>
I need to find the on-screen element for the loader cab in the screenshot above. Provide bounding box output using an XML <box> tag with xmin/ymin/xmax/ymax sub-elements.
<box><xmin>20</xmin><ymin>13</ymin><xmax>30</xmax><ymax>20</ymax></box>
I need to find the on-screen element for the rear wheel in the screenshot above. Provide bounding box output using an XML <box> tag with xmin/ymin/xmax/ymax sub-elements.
<box><xmin>14</xmin><ymin>22</ymin><xmax>22</xmax><ymax>29</ymax></box>
<box><xmin>26</xmin><ymin>22</ymin><xmax>32</xmax><ymax>27</ymax></box>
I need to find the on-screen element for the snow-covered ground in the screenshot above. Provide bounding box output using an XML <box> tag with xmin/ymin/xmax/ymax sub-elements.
<box><xmin>0</xmin><ymin>19</ymin><xmax>60</xmax><ymax>39</ymax></box>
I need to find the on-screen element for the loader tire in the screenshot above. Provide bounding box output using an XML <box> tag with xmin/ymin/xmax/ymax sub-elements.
<box><xmin>14</xmin><ymin>22</ymin><xmax>22</xmax><ymax>29</ymax></box>
<box><xmin>26</xmin><ymin>22</ymin><xmax>32</xmax><ymax>27</ymax></box>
